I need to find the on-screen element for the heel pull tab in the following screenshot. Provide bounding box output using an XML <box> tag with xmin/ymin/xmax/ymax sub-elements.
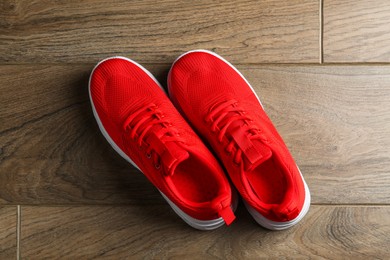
<box><xmin>218</xmin><ymin>206</ymin><xmax>236</xmax><ymax>225</ymax></box>
<box><xmin>271</xmin><ymin>205</ymin><xmax>299</xmax><ymax>222</ymax></box>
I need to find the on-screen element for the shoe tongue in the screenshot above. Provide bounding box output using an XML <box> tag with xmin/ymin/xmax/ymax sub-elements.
<box><xmin>162</xmin><ymin>142</ymin><xmax>190</xmax><ymax>176</ymax></box>
<box><xmin>228</xmin><ymin>121</ymin><xmax>272</xmax><ymax>171</ymax></box>
<box><xmin>245</xmin><ymin>139</ymin><xmax>273</xmax><ymax>171</ymax></box>
<box><xmin>145</xmin><ymin>131</ymin><xmax>189</xmax><ymax>176</ymax></box>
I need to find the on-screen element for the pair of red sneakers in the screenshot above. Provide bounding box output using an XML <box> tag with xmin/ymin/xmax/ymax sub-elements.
<box><xmin>89</xmin><ymin>50</ymin><xmax>310</xmax><ymax>230</ymax></box>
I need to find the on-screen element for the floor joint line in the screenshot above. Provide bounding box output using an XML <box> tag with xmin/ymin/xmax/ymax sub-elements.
<box><xmin>17</xmin><ymin>205</ymin><xmax>21</xmax><ymax>260</ymax></box>
<box><xmin>320</xmin><ymin>0</ymin><xmax>324</xmax><ymax>64</ymax></box>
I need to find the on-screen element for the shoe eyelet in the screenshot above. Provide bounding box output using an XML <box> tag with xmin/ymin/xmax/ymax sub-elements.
<box><xmin>155</xmin><ymin>164</ymin><xmax>161</xmax><ymax>169</ymax></box>
<box><xmin>146</xmin><ymin>153</ymin><xmax>151</xmax><ymax>159</ymax></box>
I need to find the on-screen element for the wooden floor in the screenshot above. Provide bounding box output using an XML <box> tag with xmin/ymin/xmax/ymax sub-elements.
<box><xmin>1</xmin><ymin>0</ymin><xmax>390</xmax><ymax>259</ymax></box>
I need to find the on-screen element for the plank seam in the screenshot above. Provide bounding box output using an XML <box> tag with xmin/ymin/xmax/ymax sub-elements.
<box><xmin>320</xmin><ymin>0</ymin><xmax>324</xmax><ymax>63</ymax></box>
<box><xmin>2</xmin><ymin>203</ymin><xmax>389</xmax><ymax>207</ymax></box>
<box><xmin>16</xmin><ymin>205</ymin><xmax>21</xmax><ymax>260</ymax></box>
<box><xmin>3</xmin><ymin>62</ymin><xmax>390</xmax><ymax>66</ymax></box>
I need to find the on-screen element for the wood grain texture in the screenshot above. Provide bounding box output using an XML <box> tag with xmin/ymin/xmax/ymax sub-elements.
<box><xmin>0</xmin><ymin>206</ymin><xmax>17</xmax><ymax>259</ymax></box>
<box><xmin>0</xmin><ymin>0</ymin><xmax>319</xmax><ymax>64</ymax></box>
<box><xmin>246</xmin><ymin>65</ymin><xmax>390</xmax><ymax>204</ymax></box>
<box><xmin>0</xmin><ymin>64</ymin><xmax>169</xmax><ymax>205</ymax></box>
<box><xmin>324</xmin><ymin>0</ymin><xmax>390</xmax><ymax>62</ymax></box>
<box><xmin>20</xmin><ymin>205</ymin><xmax>390</xmax><ymax>259</ymax></box>
<box><xmin>1</xmin><ymin>64</ymin><xmax>390</xmax><ymax>205</ymax></box>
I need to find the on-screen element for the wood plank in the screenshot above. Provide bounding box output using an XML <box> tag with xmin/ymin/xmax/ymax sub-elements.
<box><xmin>0</xmin><ymin>64</ymin><xmax>166</xmax><ymax>205</ymax></box>
<box><xmin>20</xmin><ymin>205</ymin><xmax>390</xmax><ymax>258</ymax></box>
<box><xmin>1</xmin><ymin>64</ymin><xmax>389</xmax><ymax>204</ymax></box>
<box><xmin>324</xmin><ymin>0</ymin><xmax>390</xmax><ymax>62</ymax></box>
<box><xmin>246</xmin><ymin>65</ymin><xmax>390</xmax><ymax>204</ymax></box>
<box><xmin>0</xmin><ymin>206</ymin><xmax>17</xmax><ymax>259</ymax></box>
<box><xmin>0</xmin><ymin>0</ymin><xmax>319</xmax><ymax>63</ymax></box>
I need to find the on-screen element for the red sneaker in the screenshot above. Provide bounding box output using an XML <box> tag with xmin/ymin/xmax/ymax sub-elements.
<box><xmin>89</xmin><ymin>57</ymin><xmax>236</xmax><ymax>230</ymax></box>
<box><xmin>168</xmin><ymin>50</ymin><xmax>310</xmax><ymax>230</ymax></box>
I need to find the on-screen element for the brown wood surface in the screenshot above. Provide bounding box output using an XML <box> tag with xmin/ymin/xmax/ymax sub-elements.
<box><xmin>0</xmin><ymin>64</ymin><xmax>166</xmax><ymax>205</ymax></box>
<box><xmin>0</xmin><ymin>206</ymin><xmax>17</xmax><ymax>259</ymax></box>
<box><xmin>20</xmin><ymin>205</ymin><xmax>390</xmax><ymax>259</ymax></box>
<box><xmin>1</xmin><ymin>0</ymin><xmax>390</xmax><ymax>258</ymax></box>
<box><xmin>1</xmin><ymin>65</ymin><xmax>389</xmax><ymax>205</ymax></box>
<box><xmin>247</xmin><ymin>65</ymin><xmax>390</xmax><ymax>204</ymax></box>
<box><xmin>324</xmin><ymin>0</ymin><xmax>390</xmax><ymax>62</ymax></box>
<box><xmin>0</xmin><ymin>0</ymin><xmax>319</xmax><ymax>64</ymax></box>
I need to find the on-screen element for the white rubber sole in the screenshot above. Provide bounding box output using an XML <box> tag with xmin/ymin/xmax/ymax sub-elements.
<box><xmin>168</xmin><ymin>50</ymin><xmax>311</xmax><ymax>230</ymax></box>
<box><xmin>244</xmin><ymin>169</ymin><xmax>311</xmax><ymax>230</ymax></box>
<box><xmin>88</xmin><ymin>56</ymin><xmax>236</xmax><ymax>230</ymax></box>
<box><xmin>161</xmin><ymin>189</ymin><xmax>239</xmax><ymax>230</ymax></box>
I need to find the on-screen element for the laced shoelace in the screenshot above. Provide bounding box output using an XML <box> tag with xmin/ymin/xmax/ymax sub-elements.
<box><xmin>205</xmin><ymin>99</ymin><xmax>262</xmax><ymax>165</ymax></box>
<box><xmin>122</xmin><ymin>104</ymin><xmax>183</xmax><ymax>169</ymax></box>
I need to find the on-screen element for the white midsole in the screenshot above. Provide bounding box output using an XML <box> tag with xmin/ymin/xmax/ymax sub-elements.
<box><xmin>161</xmin><ymin>189</ymin><xmax>239</xmax><ymax>231</ymax></box>
<box><xmin>88</xmin><ymin>56</ymin><xmax>235</xmax><ymax>230</ymax></box>
<box><xmin>168</xmin><ymin>50</ymin><xmax>311</xmax><ymax>229</ymax></box>
<box><xmin>244</xmin><ymin>168</ymin><xmax>311</xmax><ymax>230</ymax></box>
